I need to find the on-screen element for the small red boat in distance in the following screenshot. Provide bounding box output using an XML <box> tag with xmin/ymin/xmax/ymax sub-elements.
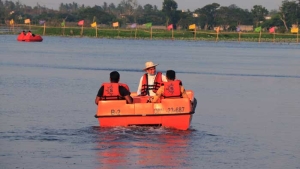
<box><xmin>17</xmin><ymin>31</ymin><xmax>43</xmax><ymax>42</ymax></box>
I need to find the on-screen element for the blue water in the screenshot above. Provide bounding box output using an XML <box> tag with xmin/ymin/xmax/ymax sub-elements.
<box><xmin>1</xmin><ymin>35</ymin><xmax>300</xmax><ymax>169</ymax></box>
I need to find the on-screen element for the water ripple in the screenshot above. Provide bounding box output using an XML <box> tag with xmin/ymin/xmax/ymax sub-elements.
<box><xmin>2</xmin><ymin>62</ymin><xmax>300</xmax><ymax>79</ymax></box>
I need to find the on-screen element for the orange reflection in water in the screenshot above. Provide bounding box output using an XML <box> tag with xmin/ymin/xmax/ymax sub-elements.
<box><xmin>96</xmin><ymin>129</ymin><xmax>192</xmax><ymax>168</ymax></box>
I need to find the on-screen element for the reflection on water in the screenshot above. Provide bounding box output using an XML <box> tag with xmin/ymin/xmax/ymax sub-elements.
<box><xmin>94</xmin><ymin>127</ymin><xmax>193</xmax><ymax>168</ymax></box>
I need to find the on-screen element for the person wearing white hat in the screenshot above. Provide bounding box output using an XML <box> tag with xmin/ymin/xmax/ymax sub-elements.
<box><xmin>136</xmin><ymin>61</ymin><xmax>167</xmax><ymax>96</ymax></box>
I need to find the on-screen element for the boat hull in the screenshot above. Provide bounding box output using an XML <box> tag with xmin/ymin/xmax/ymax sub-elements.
<box><xmin>17</xmin><ymin>33</ymin><xmax>43</xmax><ymax>42</ymax></box>
<box><xmin>96</xmin><ymin>113</ymin><xmax>193</xmax><ymax>130</ymax></box>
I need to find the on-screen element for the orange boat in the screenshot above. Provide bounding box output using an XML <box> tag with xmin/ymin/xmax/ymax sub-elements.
<box><xmin>95</xmin><ymin>90</ymin><xmax>197</xmax><ymax>130</ymax></box>
<box><xmin>17</xmin><ymin>32</ymin><xmax>43</xmax><ymax>42</ymax></box>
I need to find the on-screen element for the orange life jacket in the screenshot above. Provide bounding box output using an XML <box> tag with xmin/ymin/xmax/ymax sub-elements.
<box><xmin>100</xmin><ymin>82</ymin><xmax>130</xmax><ymax>100</ymax></box>
<box><xmin>163</xmin><ymin>80</ymin><xmax>182</xmax><ymax>98</ymax></box>
<box><xmin>141</xmin><ymin>72</ymin><xmax>163</xmax><ymax>96</ymax></box>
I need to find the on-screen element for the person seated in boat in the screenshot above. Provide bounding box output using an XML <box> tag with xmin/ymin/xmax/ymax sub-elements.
<box><xmin>21</xmin><ymin>31</ymin><xmax>26</xmax><ymax>35</ymax></box>
<box><xmin>149</xmin><ymin>70</ymin><xmax>189</xmax><ymax>103</ymax></box>
<box><xmin>95</xmin><ymin>71</ymin><xmax>133</xmax><ymax>105</ymax></box>
<box><xmin>136</xmin><ymin>61</ymin><xmax>167</xmax><ymax>96</ymax></box>
<box><xmin>27</xmin><ymin>30</ymin><xmax>32</xmax><ymax>36</ymax></box>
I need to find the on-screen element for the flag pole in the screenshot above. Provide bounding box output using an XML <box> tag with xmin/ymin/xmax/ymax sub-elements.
<box><xmin>93</xmin><ymin>16</ymin><xmax>97</xmax><ymax>38</ymax></box>
<box><xmin>43</xmin><ymin>23</ymin><xmax>46</xmax><ymax>36</ymax></box>
<box><xmin>96</xmin><ymin>25</ymin><xmax>98</xmax><ymax>38</ymax></box>
<box><xmin>172</xmin><ymin>28</ymin><xmax>174</xmax><ymax>40</ymax></box>
<box><xmin>80</xmin><ymin>25</ymin><xmax>83</xmax><ymax>37</ymax></box>
<box><xmin>12</xmin><ymin>23</ymin><xmax>14</xmax><ymax>33</ymax></box>
<box><xmin>194</xmin><ymin>27</ymin><xmax>196</xmax><ymax>40</ymax></box>
<box><xmin>63</xmin><ymin>20</ymin><xmax>65</xmax><ymax>36</ymax></box>
<box><xmin>273</xmin><ymin>32</ymin><xmax>275</xmax><ymax>43</ymax></box>
<box><xmin>238</xmin><ymin>32</ymin><xmax>241</xmax><ymax>43</ymax></box>
<box><xmin>135</xmin><ymin>27</ymin><xmax>137</xmax><ymax>39</ymax></box>
<box><xmin>297</xmin><ymin>32</ymin><xmax>299</xmax><ymax>43</ymax></box>
<box><xmin>150</xmin><ymin>27</ymin><xmax>152</xmax><ymax>40</ymax></box>
<box><xmin>259</xmin><ymin>31</ymin><xmax>261</xmax><ymax>43</ymax></box>
<box><xmin>215</xmin><ymin>31</ymin><xmax>219</xmax><ymax>43</ymax></box>
<box><xmin>118</xmin><ymin>26</ymin><xmax>120</xmax><ymax>38</ymax></box>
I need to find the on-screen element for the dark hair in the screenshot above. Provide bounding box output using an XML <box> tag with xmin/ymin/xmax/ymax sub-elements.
<box><xmin>110</xmin><ymin>71</ymin><xmax>120</xmax><ymax>83</ymax></box>
<box><xmin>166</xmin><ymin>70</ymin><xmax>175</xmax><ymax>80</ymax></box>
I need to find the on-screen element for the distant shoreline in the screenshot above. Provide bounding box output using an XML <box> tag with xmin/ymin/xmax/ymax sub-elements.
<box><xmin>2</xmin><ymin>26</ymin><xmax>299</xmax><ymax>43</ymax></box>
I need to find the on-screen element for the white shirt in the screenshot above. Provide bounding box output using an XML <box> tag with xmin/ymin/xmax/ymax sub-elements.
<box><xmin>137</xmin><ymin>73</ymin><xmax>167</xmax><ymax>96</ymax></box>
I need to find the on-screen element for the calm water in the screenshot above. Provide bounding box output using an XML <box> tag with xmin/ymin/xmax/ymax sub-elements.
<box><xmin>1</xmin><ymin>35</ymin><xmax>300</xmax><ymax>169</ymax></box>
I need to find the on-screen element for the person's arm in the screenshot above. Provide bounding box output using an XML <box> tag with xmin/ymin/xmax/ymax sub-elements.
<box><xmin>95</xmin><ymin>86</ymin><xmax>104</xmax><ymax>105</ymax></box>
<box><xmin>180</xmin><ymin>86</ymin><xmax>189</xmax><ymax>99</ymax></box>
<box><xmin>124</xmin><ymin>95</ymin><xmax>133</xmax><ymax>104</ymax></box>
<box><xmin>120</xmin><ymin>86</ymin><xmax>133</xmax><ymax>104</ymax></box>
<box><xmin>181</xmin><ymin>86</ymin><xmax>193</xmax><ymax>103</ymax></box>
<box><xmin>95</xmin><ymin>96</ymin><xmax>101</xmax><ymax>105</ymax></box>
<box><xmin>136</xmin><ymin>76</ymin><xmax>143</xmax><ymax>95</ymax></box>
<box><xmin>151</xmin><ymin>86</ymin><xmax>163</xmax><ymax>103</ymax></box>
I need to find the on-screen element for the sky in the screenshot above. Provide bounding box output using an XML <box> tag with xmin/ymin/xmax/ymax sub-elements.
<box><xmin>15</xmin><ymin>0</ymin><xmax>283</xmax><ymax>11</ymax></box>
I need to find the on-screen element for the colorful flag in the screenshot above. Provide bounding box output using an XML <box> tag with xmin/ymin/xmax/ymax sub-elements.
<box><xmin>145</xmin><ymin>22</ymin><xmax>152</xmax><ymax>28</ymax></box>
<box><xmin>236</xmin><ymin>26</ymin><xmax>241</xmax><ymax>32</ymax></box>
<box><xmin>78</xmin><ymin>20</ymin><xmax>84</xmax><ymax>26</ymax></box>
<box><xmin>291</xmin><ymin>27</ymin><xmax>299</xmax><ymax>33</ymax></box>
<box><xmin>189</xmin><ymin>24</ymin><xmax>196</xmax><ymax>29</ymax></box>
<box><xmin>215</xmin><ymin>26</ymin><xmax>220</xmax><ymax>33</ymax></box>
<box><xmin>167</xmin><ymin>24</ymin><xmax>173</xmax><ymax>30</ymax></box>
<box><xmin>9</xmin><ymin>19</ymin><xmax>14</xmax><ymax>25</ymax></box>
<box><xmin>24</xmin><ymin>19</ymin><xmax>30</xmax><ymax>24</ymax></box>
<box><xmin>131</xmin><ymin>23</ymin><xmax>137</xmax><ymax>28</ymax></box>
<box><xmin>39</xmin><ymin>20</ymin><xmax>45</xmax><ymax>25</ymax></box>
<box><xmin>269</xmin><ymin>27</ymin><xmax>275</xmax><ymax>33</ymax></box>
<box><xmin>61</xmin><ymin>21</ymin><xmax>65</xmax><ymax>27</ymax></box>
<box><xmin>91</xmin><ymin>22</ymin><xmax>97</xmax><ymax>28</ymax></box>
<box><xmin>112</xmin><ymin>22</ymin><xmax>119</xmax><ymax>27</ymax></box>
<box><xmin>254</xmin><ymin>26</ymin><xmax>261</xmax><ymax>32</ymax></box>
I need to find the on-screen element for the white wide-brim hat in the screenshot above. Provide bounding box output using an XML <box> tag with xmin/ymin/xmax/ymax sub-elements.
<box><xmin>143</xmin><ymin>61</ymin><xmax>159</xmax><ymax>70</ymax></box>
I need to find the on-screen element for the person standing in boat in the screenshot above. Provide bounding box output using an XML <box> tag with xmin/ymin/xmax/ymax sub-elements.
<box><xmin>136</xmin><ymin>61</ymin><xmax>167</xmax><ymax>96</ymax></box>
<box><xmin>95</xmin><ymin>71</ymin><xmax>133</xmax><ymax>105</ymax></box>
<box><xmin>149</xmin><ymin>70</ymin><xmax>189</xmax><ymax>103</ymax></box>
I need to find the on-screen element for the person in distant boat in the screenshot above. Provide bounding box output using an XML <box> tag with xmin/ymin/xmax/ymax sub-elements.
<box><xmin>27</xmin><ymin>30</ymin><xmax>32</xmax><ymax>36</ymax></box>
<box><xmin>149</xmin><ymin>70</ymin><xmax>189</xmax><ymax>103</ymax></box>
<box><xmin>95</xmin><ymin>71</ymin><xmax>133</xmax><ymax>105</ymax></box>
<box><xmin>27</xmin><ymin>30</ymin><xmax>35</xmax><ymax>36</ymax></box>
<box><xmin>136</xmin><ymin>61</ymin><xmax>167</xmax><ymax>96</ymax></box>
<box><xmin>21</xmin><ymin>31</ymin><xmax>26</xmax><ymax>35</ymax></box>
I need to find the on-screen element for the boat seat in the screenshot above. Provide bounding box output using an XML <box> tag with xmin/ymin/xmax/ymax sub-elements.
<box><xmin>132</xmin><ymin>96</ymin><xmax>150</xmax><ymax>103</ymax></box>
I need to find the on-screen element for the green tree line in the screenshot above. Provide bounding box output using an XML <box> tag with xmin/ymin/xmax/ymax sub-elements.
<box><xmin>1</xmin><ymin>0</ymin><xmax>299</xmax><ymax>32</ymax></box>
